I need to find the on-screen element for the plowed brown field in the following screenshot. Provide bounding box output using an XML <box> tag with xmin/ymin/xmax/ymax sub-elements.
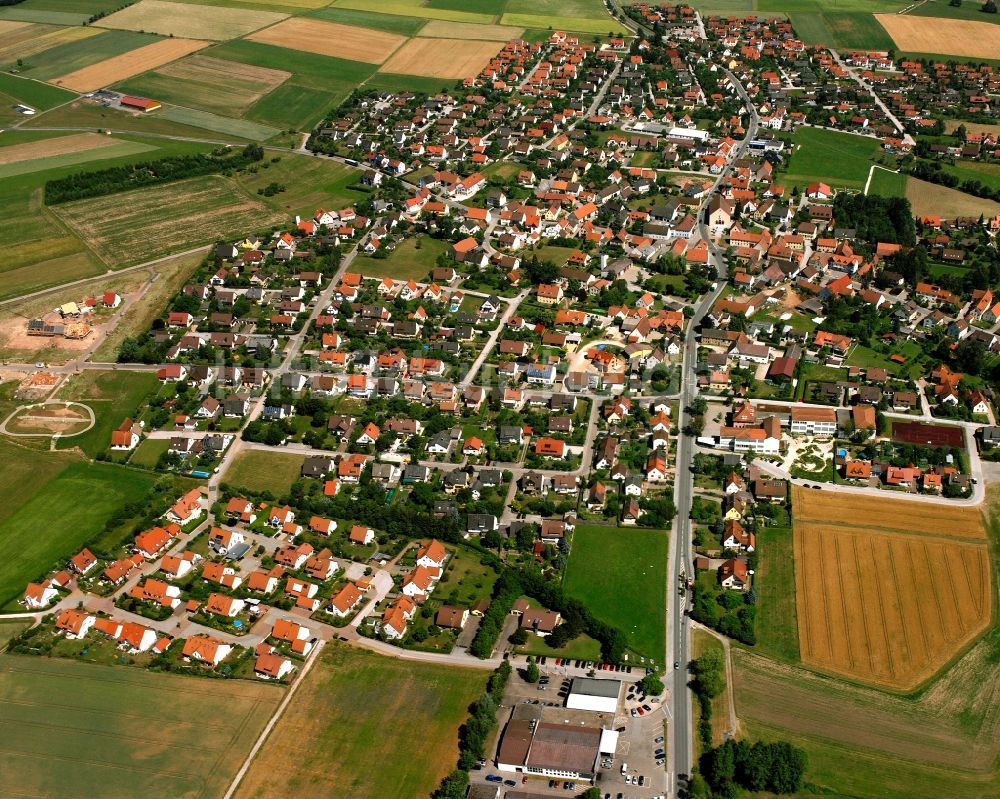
<box><xmin>792</xmin><ymin>486</ymin><xmax>991</xmax><ymax>689</ymax></box>
<box><xmin>52</xmin><ymin>38</ymin><xmax>208</xmax><ymax>92</ymax></box>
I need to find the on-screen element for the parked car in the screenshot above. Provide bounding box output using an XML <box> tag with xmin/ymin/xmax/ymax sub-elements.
<box><xmin>503</xmin><ymin>780</ymin><xmax>516</xmax><ymax>787</ymax></box>
<box><xmin>485</xmin><ymin>775</ymin><xmax>502</xmax><ymax>783</ymax></box>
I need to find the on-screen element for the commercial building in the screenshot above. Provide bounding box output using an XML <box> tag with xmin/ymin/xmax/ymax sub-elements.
<box><xmin>497</xmin><ymin>719</ymin><xmax>603</xmax><ymax>781</ymax></box>
<box><xmin>566</xmin><ymin>677</ymin><xmax>621</xmax><ymax>714</ymax></box>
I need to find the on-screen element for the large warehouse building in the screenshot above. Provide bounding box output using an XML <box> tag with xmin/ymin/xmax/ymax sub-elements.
<box><xmin>565</xmin><ymin>677</ymin><xmax>621</xmax><ymax>714</ymax></box>
<box><xmin>497</xmin><ymin>719</ymin><xmax>603</xmax><ymax>781</ymax></box>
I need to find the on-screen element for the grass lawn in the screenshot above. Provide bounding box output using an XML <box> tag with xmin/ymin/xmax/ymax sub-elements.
<box><xmin>128</xmin><ymin>437</ymin><xmax>169</xmax><ymax>468</ymax></box>
<box><xmin>234</xmin><ymin>153</ymin><xmax>369</xmax><ymax>220</ymax></box>
<box><xmin>56</xmin><ymin>370</ymin><xmax>159</xmax><ymax>458</ymax></box>
<box><xmin>563</xmin><ymin>524</ymin><xmax>668</xmax><ymax>660</ymax></box>
<box><xmin>752</xmin><ymin>524</ymin><xmax>799</xmax><ymax>663</ymax></box>
<box><xmin>0</xmin><ymin>654</ymin><xmax>281</xmax><ymax>799</ymax></box>
<box><xmin>0</xmin><ymin>454</ymin><xmax>155</xmax><ymax>607</ymax></box>
<box><xmin>435</xmin><ymin>548</ymin><xmax>497</xmax><ymax>607</ymax></box>
<box><xmin>867</xmin><ymin>167</ymin><xmax>907</xmax><ymax>198</ymax></box>
<box><xmin>783</xmin><ymin>126</ymin><xmax>885</xmax><ymax>192</ymax></box>
<box><xmin>223</xmin><ymin>449</ymin><xmax>305</xmax><ymax>496</ymax></box>
<box><xmin>517</xmin><ymin>631</ymin><xmax>603</xmax><ymax>661</ymax></box>
<box><xmin>0</xmin><ymin>619</ymin><xmax>29</xmax><ymax>650</ymax></box>
<box><xmin>355</xmin><ymin>236</ymin><xmax>449</xmax><ymax>281</ymax></box>
<box><xmin>233</xmin><ymin>642</ymin><xmax>486</xmax><ymax>799</ymax></box>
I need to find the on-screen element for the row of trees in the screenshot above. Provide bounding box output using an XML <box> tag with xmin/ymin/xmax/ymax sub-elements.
<box><xmin>699</xmin><ymin>739</ymin><xmax>807</xmax><ymax>797</ymax></box>
<box><xmin>432</xmin><ymin>660</ymin><xmax>511</xmax><ymax>799</ymax></box>
<box><xmin>45</xmin><ymin>144</ymin><xmax>264</xmax><ymax>204</ymax></box>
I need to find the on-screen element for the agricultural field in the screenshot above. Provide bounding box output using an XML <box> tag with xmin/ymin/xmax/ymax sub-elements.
<box><xmin>157</xmin><ymin>106</ymin><xmax>281</xmax><ymax>141</ymax></box>
<box><xmin>52</xmin><ymin>37</ymin><xmax>208</xmax><ymax>93</ymax></box>
<box><xmin>53</xmin><ymin>174</ymin><xmax>287</xmax><ymax>267</ymax></box>
<box><xmin>330</xmin><ymin>0</ymin><xmax>496</xmax><ymax>25</ymax></box>
<box><xmin>563</xmin><ymin>524</ymin><xmax>668</xmax><ymax>659</ymax></box>
<box><xmin>734</xmin><ymin>635</ymin><xmax>1000</xmax><ymax>799</ymax></box>
<box><xmin>95</xmin><ymin>0</ymin><xmax>287</xmax><ymax>40</ymax></box>
<box><xmin>502</xmin><ymin>0</ymin><xmax>625</xmax><ymax>35</ymax></box>
<box><xmin>235</xmin><ymin>153</ymin><xmax>368</xmax><ymax>218</ymax></box>
<box><xmin>787</xmin><ymin>10</ymin><xmax>894</xmax><ymax>49</ymax></box>
<box><xmin>55</xmin><ymin>370</ymin><xmax>160</xmax><ymax>458</ymax></box>
<box><xmin>783</xmin><ymin>126</ymin><xmax>886</xmax><ymax>191</ymax></box>
<box><xmin>875</xmin><ymin>13</ymin><xmax>1000</xmax><ymax>60</ymax></box>
<box><xmin>906</xmin><ymin>175</ymin><xmax>1000</xmax><ymax>218</ymax></box>
<box><xmin>752</xmin><ymin>523</ymin><xmax>799</xmax><ymax>662</ymax></box>
<box><xmin>379</xmin><ymin>37</ymin><xmax>504</xmax><ymax>79</ymax></box>
<box><xmin>233</xmin><ymin>643</ymin><xmax>486</xmax><ymax>799</ymax></box>
<box><xmin>0</xmin><ymin>655</ymin><xmax>282</xmax><ymax>799</ymax></box>
<box><xmin>0</xmin><ymin>20</ymin><xmax>98</xmax><ymax>64</ymax></box>
<box><xmin>0</xmin><ymin>134</ymin><xmax>157</xmax><ymax>179</ymax></box>
<box><xmin>6</xmin><ymin>29</ymin><xmax>159</xmax><ymax>83</ymax></box>
<box><xmin>223</xmin><ymin>449</ymin><xmax>306</xmax><ymax>496</ymax></box>
<box><xmin>353</xmin><ymin>236</ymin><xmax>449</xmax><ymax>281</ymax></box>
<box><xmin>0</xmin><ymin>450</ymin><xmax>156</xmax><ymax>607</ymax></box>
<box><xmin>0</xmin><ymin>72</ymin><xmax>75</xmax><ymax>115</ymax></box>
<box><xmin>0</xmin><ymin>1</ymin><xmax>127</xmax><ymax>26</ymax></box>
<box><xmin>308</xmin><ymin>6</ymin><xmax>429</xmax><ymax>36</ymax></box>
<box><xmin>792</xmin><ymin>485</ymin><xmax>990</xmax><ymax>689</ymax></box>
<box><xmin>116</xmin><ymin>55</ymin><xmax>291</xmax><ymax>117</ymax></box>
<box><xmin>420</xmin><ymin>19</ymin><xmax>525</xmax><ymax>40</ymax></box>
<box><xmin>246</xmin><ymin>17</ymin><xmax>407</xmax><ymax>64</ymax></box>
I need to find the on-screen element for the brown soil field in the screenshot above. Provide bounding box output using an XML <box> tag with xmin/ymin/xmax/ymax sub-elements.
<box><xmin>245</xmin><ymin>17</ymin><xmax>406</xmax><ymax>64</ymax></box>
<box><xmin>379</xmin><ymin>37</ymin><xmax>504</xmax><ymax>79</ymax></box>
<box><xmin>792</xmin><ymin>485</ymin><xmax>987</xmax><ymax>540</ymax></box>
<box><xmin>945</xmin><ymin>120</ymin><xmax>1000</xmax><ymax>137</ymax></box>
<box><xmin>906</xmin><ymin>176</ymin><xmax>1000</xmax><ymax>219</ymax></box>
<box><xmin>0</xmin><ymin>23</ymin><xmax>99</xmax><ymax>63</ymax></box>
<box><xmin>158</xmin><ymin>54</ymin><xmax>289</xmax><ymax>99</ymax></box>
<box><xmin>875</xmin><ymin>14</ymin><xmax>1000</xmax><ymax>60</ymax></box>
<box><xmin>419</xmin><ymin>20</ymin><xmax>525</xmax><ymax>41</ymax></box>
<box><xmin>0</xmin><ymin>133</ymin><xmax>121</xmax><ymax>166</ymax></box>
<box><xmin>95</xmin><ymin>0</ymin><xmax>286</xmax><ymax>40</ymax></box>
<box><xmin>52</xmin><ymin>38</ymin><xmax>209</xmax><ymax>93</ymax></box>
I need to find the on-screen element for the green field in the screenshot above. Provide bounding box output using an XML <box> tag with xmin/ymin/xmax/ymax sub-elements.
<box><xmin>0</xmin><ymin>450</ymin><xmax>155</xmax><ymax>607</ymax></box>
<box><xmin>788</xmin><ymin>11</ymin><xmax>894</xmax><ymax>49</ymax></box>
<box><xmin>56</xmin><ymin>370</ymin><xmax>159</xmax><ymax>458</ymax></box>
<box><xmin>364</xmin><ymin>71</ymin><xmax>459</xmax><ymax>95</ymax></box>
<box><xmin>354</xmin><ymin>236</ymin><xmax>449</xmax><ymax>281</ymax></box>
<box><xmin>909</xmin><ymin>0</ymin><xmax>1000</xmax><ymax>24</ymax></box>
<box><xmin>867</xmin><ymin>166</ymin><xmax>908</xmax><ymax>198</ymax></box>
<box><xmin>0</xmin><ymin>72</ymin><xmax>75</xmax><ymax>111</ymax></box>
<box><xmin>783</xmin><ymin>126</ymin><xmax>885</xmax><ymax>191</ymax></box>
<box><xmin>308</xmin><ymin>5</ymin><xmax>429</xmax><ymax>34</ymax></box>
<box><xmin>234</xmin><ymin>152</ymin><xmax>369</xmax><ymax>218</ymax></box>
<box><xmin>128</xmin><ymin>437</ymin><xmax>169</xmax><ymax>468</ymax></box>
<box><xmin>233</xmin><ymin>642</ymin><xmax>485</xmax><ymax>799</ymax></box>
<box><xmin>223</xmin><ymin>449</ymin><xmax>305</xmax><ymax>496</ymax></box>
<box><xmin>564</xmin><ymin>524</ymin><xmax>668</xmax><ymax>659</ymax></box>
<box><xmin>753</xmin><ymin>524</ymin><xmax>799</xmax><ymax>662</ymax></box>
<box><xmin>10</xmin><ymin>29</ymin><xmax>158</xmax><ymax>81</ymax></box>
<box><xmin>210</xmin><ymin>40</ymin><xmax>376</xmax><ymax>129</ymax></box>
<box><xmin>157</xmin><ymin>105</ymin><xmax>280</xmax><ymax>141</ymax></box>
<box><xmin>503</xmin><ymin>0</ymin><xmax>623</xmax><ymax>34</ymax></box>
<box><xmin>0</xmin><ymin>0</ymin><xmax>124</xmax><ymax>25</ymax></box>
<box><xmin>518</xmin><ymin>630</ymin><xmax>603</xmax><ymax>660</ymax></box>
<box><xmin>0</xmin><ymin>138</ymin><xmax>158</xmax><ymax>180</ymax></box>
<box><xmin>0</xmin><ymin>655</ymin><xmax>282</xmax><ymax>799</ymax></box>
<box><xmin>330</xmin><ymin>0</ymin><xmax>495</xmax><ymax>24</ymax></box>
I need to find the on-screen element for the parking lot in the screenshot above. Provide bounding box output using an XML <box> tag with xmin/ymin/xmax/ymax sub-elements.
<box><xmin>470</xmin><ymin>655</ymin><xmax>667</xmax><ymax>799</ymax></box>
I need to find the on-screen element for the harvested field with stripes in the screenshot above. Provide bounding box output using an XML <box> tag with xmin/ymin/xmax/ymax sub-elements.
<box><xmin>792</xmin><ymin>486</ymin><xmax>991</xmax><ymax>689</ymax></box>
<box><xmin>51</xmin><ymin>37</ymin><xmax>208</xmax><ymax>92</ymax></box>
<box><xmin>95</xmin><ymin>0</ymin><xmax>285</xmax><ymax>40</ymax></box>
<box><xmin>245</xmin><ymin>17</ymin><xmax>406</xmax><ymax>64</ymax></box>
<box><xmin>0</xmin><ymin>21</ymin><xmax>100</xmax><ymax>63</ymax></box>
<box><xmin>379</xmin><ymin>37</ymin><xmax>503</xmax><ymax>79</ymax></box>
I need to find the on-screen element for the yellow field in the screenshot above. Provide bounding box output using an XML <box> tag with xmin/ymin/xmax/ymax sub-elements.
<box><xmin>792</xmin><ymin>486</ymin><xmax>991</xmax><ymax>690</ymax></box>
<box><xmin>419</xmin><ymin>20</ymin><xmax>525</xmax><ymax>41</ymax></box>
<box><xmin>906</xmin><ymin>176</ymin><xmax>1000</xmax><ymax>218</ymax></box>
<box><xmin>0</xmin><ymin>23</ymin><xmax>99</xmax><ymax>63</ymax></box>
<box><xmin>379</xmin><ymin>37</ymin><xmax>504</xmax><ymax>79</ymax></box>
<box><xmin>876</xmin><ymin>14</ymin><xmax>1000</xmax><ymax>60</ymax></box>
<box><xmin>945</xmin><ymin>120</ymin><xmax>1000</xmax><ymax>137</ymax></box>
<box><xmin>245</xmin><ymin>17</ymin><xmax>407</xmax><ymax>64</ymax></box>
<box><xmin>52</xmin><ymin>38</ymin><xmax>209</xmax><ymax>92</ymax></box>
<box><xmin>95</xmin><ymin>0</ymin><xmax>286</xmax><ymax>40</ymax></box>
<box><xmin>0</xmin><ymin>133</ymin><xmax>121</xmax><ymax>165</ymax></box>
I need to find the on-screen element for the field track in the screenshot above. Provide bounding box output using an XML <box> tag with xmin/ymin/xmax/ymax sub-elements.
<box><xmin>792</xmin><ymin>486</ymin><xmax>991</xmax><ymax>689</ymax></box>
<box><xmin>246</xmin><ymin>17</ymin><xmax>407</xmax><ymax>64</ymax></box>
<box><xmin>379</xmin><ymin>37</ymin><xmax>504</xmax><ymax>79</ymax></box>
<box><xmin>875</xmin><ymin>14</ymin><xmax>1000</xmax><ymax>60</ymax></box>
<box><xmin>52</xmin><ymin>38</ymin><xmax>208</xmax><ymax>92</ymax></box>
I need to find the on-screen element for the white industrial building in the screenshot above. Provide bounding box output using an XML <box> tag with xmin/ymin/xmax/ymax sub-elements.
<box><xmin>565</xmin><ymin>677</ymin><xmax>621</xmax><ymax>714</ymax></box>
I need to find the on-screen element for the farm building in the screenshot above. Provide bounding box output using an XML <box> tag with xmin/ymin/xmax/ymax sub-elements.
<box><xmin>121</xmin><ymin>95</ymin><xmax>162</xmax><ymax>113</ymax></box>
<box><xmin>565</xmin><ymin>677</ymin><xmax>621</xmax><ymax>714</ymax></box>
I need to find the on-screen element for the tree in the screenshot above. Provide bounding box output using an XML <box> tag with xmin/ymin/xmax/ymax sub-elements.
<box><xmin>581</xmin><ymin>789</ymin><xmax>601</xmax><ymax>799</ymax></box>
<box><xmin>983</xmin><ymin>0</ymin><xmax>997</xmax><ymax>13</ymax></box>
<box><xmin>692</xmin><ymin>649</ymin><xmax>726</xmax><ymax>698</ymax></box>
<box><xmin>509</xmin><ymin>627</ymin><xmax>529</xmax><ymax>645</ymax></box>
<box><xmin>640</xmin><ymin>673</ymin><xmax>665</xmax><ymax>695</ymax></box>
<box><xmin>525</xmin><ymin>655</ymin><xmax>540</xmax><ymax>683</ymax></box>
<box><xmin>432</xmin><ymin>770</ymin><xmax>468</xmax><ymax>799</ymax></box>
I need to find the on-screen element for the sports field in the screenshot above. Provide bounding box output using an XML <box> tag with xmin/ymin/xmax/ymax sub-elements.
<box><xmin>379</xmin><ymin>37</ymin><xmax>503</xmax><ymax>79</ymax></box>
<box><xmin>52</xmin><ymin>37</ymin><xmax>208</xmax><ymax>92</ymax></box>
<box><xmin>0</xmin><ymin>655</ymin><xmax>282</xmax><ymax>799</ymax></box>
<box><xmin>117</xmin><ymin>54</ymin><xmax>290</xmax><ymax>117</ymax></box>
<box><xmin>246</xmin><ymin>17</ymin><xmax>407</xmax><ymax>64</ymax></box>
<box><xmin>233</xmin><ymin>643</ymin><xmax>485</xmax><ymax>799</ymax></box>
<box><xmin>53</xmin><ymin>174</ymin><xmax>286</xmax><ymax>267</ymax></box>
<box><xmin>96</xmin><ymin>0</ymin><xmax>286</xmax><ymax>40</ymax></box>
<box><xmin>223</xmin><ymin>449</ymin><xmax>306</xmax><ymax>496</ymax></box>
<box><xmin>0</xmin><ymin>450</ymin><xmax>155</xmax><ymax>607</ymax></box>
<box><xmin>792</xmin><ymin>486</ymin><xmax>990</xmax><ymax>689</ymax></box>
<box><xmin>563</xmin><ymin>524</ymin><xmax>668</xmax><ymax>659</ymax></box>
<box><xmin>783</xmin><ymin>126</ymin><xmax>884</xmax><ymax>191</ymax></box>
<box><xmin>876</xmin><ymin>14</ymin><xmax>1000</xmax><ymax>60</ymax></box>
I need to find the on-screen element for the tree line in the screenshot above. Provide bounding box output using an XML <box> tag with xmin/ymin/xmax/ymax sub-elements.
<box><xmin>909</xmin><ymin>159</ymin><xmax>1000</xmax><ymax>204</ymax></box>
<box><xmin>45</xmin><ymin>144</ymin><xmax>264</xmax><ymax>204</ymax></box>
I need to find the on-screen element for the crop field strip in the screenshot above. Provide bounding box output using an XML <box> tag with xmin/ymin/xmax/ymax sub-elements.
<box><xmin>96</xmin><ymin>0</ymin><xmax>288</xmax><ymax>40</ymax></box>
<box><xmin>0</xmin><ymin>20</ymin><xmax>100</xmax><ymax>64</ymax></box>
<box><xmin>9</xmin><ymin>30</ymin><xmax>159</xmax><ymax>83</ymax></box>
<box><xmin>330</xmin><ymin>0</ymin><xmax>496</xmax><ymax>25</ymax></box>
<box><xmin>53</xmin><ymin>174</ymin><xmax>288</xmax><ymax>268</ymax></box>
<box><xmin>379</xmin><ymin>37</ymin><xmax>505</xmax><ymax>79</ymax></box>
<box><xmin>246</xmin><ymin>17</ymin><xmax>409</xmax><ymax>64</ymax></box>
<box><xmin>0</xmin><ymin>138</ymin><xmax>158</xmax><ymax>179</ymax></box>
<box><xmin>419</xmin><ymin>20</ymin><xmax>526</xmax><ymax>40</ymax></box>
<box><xmin>52</xmin><ymin>37</ymin><xmax>209</xmax><ymax>93</ymax></box>
<box><xmin>792</xmin><ymin>486</ymin><xmax>991</xmax><ymax>689</ymax></box>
